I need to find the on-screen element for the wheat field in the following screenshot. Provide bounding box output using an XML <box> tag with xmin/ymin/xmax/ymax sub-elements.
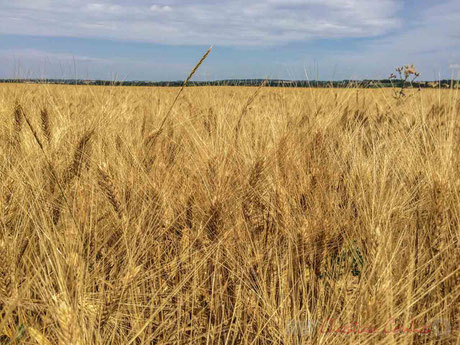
<box><xmin>0</xmin><ymin>83</ymin><xmax>459</xmax><ymax>344</ymax></box>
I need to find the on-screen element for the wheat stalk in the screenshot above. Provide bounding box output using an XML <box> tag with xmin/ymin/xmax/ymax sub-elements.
<box><xmin>144</xmin><ymin>46</ymin><xmax>213</xmax><ymax>147</ymax></box>
<box><xmin>21</xmin><ymin>104</ymin><xmax>81</xmax><ymax>230</ymax></box>
<box><xmin>234</xmin><ymin>78</ymin><xmax>268</xmax><ymax>143</ymax></box>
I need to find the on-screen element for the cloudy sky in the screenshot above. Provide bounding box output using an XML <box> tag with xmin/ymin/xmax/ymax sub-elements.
<box><xmin>0</xmin><ymin>0</ymin><xmax>459</xmax><ymax>80</ymax></box>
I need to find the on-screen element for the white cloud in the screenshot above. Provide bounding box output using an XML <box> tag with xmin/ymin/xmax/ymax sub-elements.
<box><xmin>150</xmin><ymin>5</ymin><xmax>172</xmax><ymax>12</ymax></box>
<box><xmin>0</xmin><ymin>0</ymin><xmax>401</xmax><ymax>46</ymax></box>
<box><xmin>319</xmin><ymin>1</ymin><xmax>459</xmax><ymax>77</ymax></box>
<box><xmin>86</xmin><ymin>3</ymin><xmax>122</xmax><ymax>13</ymax></box>
<box><xmin>0</xmin><ymin>47</ymin><xmax>195</xmax><ymax>80</ymax></box>
<box><xmin>0</xmin><ymin>48</ymin><xmax>109</xmax><ymax>63</ymax></box>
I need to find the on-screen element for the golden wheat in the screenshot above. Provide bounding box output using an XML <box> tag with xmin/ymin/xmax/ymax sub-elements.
<box><xmin>0</xmin><ymin>82</ymin><xmax>458</xmax><ymax>344</ymax></box>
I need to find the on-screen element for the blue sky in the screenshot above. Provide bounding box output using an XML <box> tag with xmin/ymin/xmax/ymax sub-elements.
<box><xmin>0</xmin><ymin>0</ymin><xmax>459</xmax><ymax>81</ymax></box>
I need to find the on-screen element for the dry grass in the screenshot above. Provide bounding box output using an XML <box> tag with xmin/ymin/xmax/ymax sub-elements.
<box><xmin>0</xmin><ymin>83</ymin><xmax>459</xmax><ymax>344</ymax></box>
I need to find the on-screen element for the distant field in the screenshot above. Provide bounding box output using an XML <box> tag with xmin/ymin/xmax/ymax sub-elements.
<box><xmin>0</xmin><ymin>84</ymin><xmax>459</xmax><ymax>344</ymax></box>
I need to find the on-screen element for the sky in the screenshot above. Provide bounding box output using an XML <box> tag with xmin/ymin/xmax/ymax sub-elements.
<box><xmin>0</xmin><ymin>0</ymin><xmax>459</xmax><ymax>81</ymax></box>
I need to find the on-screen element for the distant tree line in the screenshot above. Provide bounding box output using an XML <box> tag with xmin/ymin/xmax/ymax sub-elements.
<box><xmin>0</xmin><ymin>78</ymin><xmax>457</xmax><ymax>88</ymax></box>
